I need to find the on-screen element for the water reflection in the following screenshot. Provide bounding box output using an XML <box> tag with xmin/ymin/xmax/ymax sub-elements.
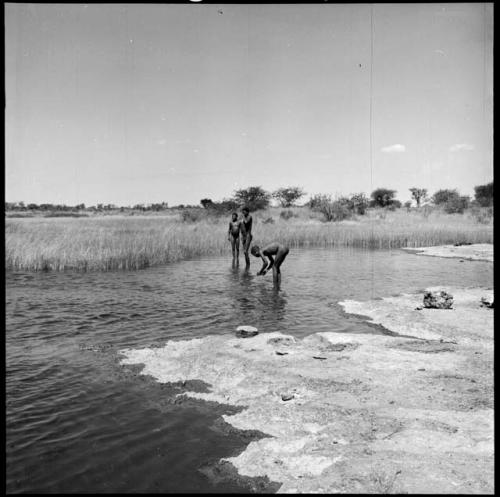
<box><xmin>257</xmin><ymin>285</ymin><xmax>287</xmax><ymax>322</ymax></box>
<box><xmin>227</xmin><ymin>261</ymin><xmax>288</xmax><ymax>328</ymax></box>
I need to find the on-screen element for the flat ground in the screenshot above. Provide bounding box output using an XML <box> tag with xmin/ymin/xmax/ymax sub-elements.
<box><xmin>402</xmin><ymin>243</ymin><xmax>493</xmax><ymax>262</ymax></box>
<box><xmin>120</xmin><ymin>245</ymin><xmax>494</xmax><ymax>494</ymax></box>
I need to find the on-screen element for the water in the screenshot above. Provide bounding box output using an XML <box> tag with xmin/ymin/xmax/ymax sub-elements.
<box><xmin>6</xmin><ymin>248</ymin><xmax>493</xmax><ymax>493</ymax></box>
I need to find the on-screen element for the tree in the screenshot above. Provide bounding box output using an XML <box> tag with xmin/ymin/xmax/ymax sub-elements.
<box><xmin>370</xmin><ymin>188</ymin><xmax>397</xmax><ymax>208</ymax></box>
<box><xmin>272</xmin><ymin>187</ymin><xmax>305</xmax><ymax>207</ymax></box>
<box><xmin>5</xmin><ymin>202</ymin><xmax>19</xmax><ymax>211</ymax></box>
<box><xmin>200</xmin><ymin>198</ymin><xmax>215</xmax><ymax>209</ymax></box>
<box><xmin>308</xmin><ymin>194</ymin><xmax>353</xmax><ymax>222</ymax></box>
<box><xmin>349</xmin><ymin>193</ymin><xmax>369</xmax><ymax>215</ymax></box>
<box><xmin>232</xmin><ymin>186</ymin><xmax>271</xmax><ymax>211</ymax></box>
<box><xmin>432</xmin><ymin>189</ymin><xmax>459</xmax><ymax>205</ymax></box>
<box><xmin>474</xmin><ymin>182</ymin><xmax>493</xmax><ymax>207</ymax></box>
<box><xmin>409</xmin><ymin>188</ymin><xmax>428</xmax><ymax>208</ymax></box>
<box><xmin>431</xmin><ymin>189</ymin><xmax>470</xmax><ymax>213</ymax></box>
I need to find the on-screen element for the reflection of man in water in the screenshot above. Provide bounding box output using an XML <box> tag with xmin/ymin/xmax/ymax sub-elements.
<box><xmin>227</xmin><ymin>261</ymin><xmax>287</xmax><ymax>324</ymax></box>
<box><xmin>240</xmin><ymin>207</ymin><xmax>253</xmax><ymax>267</ymax></box>
<box><xmin>251</xmin><ymin>242</ymin><xmax>290</xmax><ymax>287</ymax></box>
<box><xmin>227</xmin><ymin>212</ymin><xmax>241</xmax><ymax>260</ymax></box>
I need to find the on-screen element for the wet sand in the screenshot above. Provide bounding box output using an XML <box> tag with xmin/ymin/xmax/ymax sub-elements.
<box><xmin>401</xmin><ymin>243</ymin><xmax>493</xmax><ymax>262</ymax></box>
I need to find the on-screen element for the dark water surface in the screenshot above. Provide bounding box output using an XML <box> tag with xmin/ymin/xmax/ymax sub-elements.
<box><xmin>6</xmin><ymin>248</ymin><xmax>493</xmax><ymax>493</ymax></box>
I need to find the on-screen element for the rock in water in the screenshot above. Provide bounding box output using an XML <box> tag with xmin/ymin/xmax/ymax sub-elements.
<box><xmin>423</xmin><ymin>290</ymin><xmax>453</xmax><ymax>309</ymax></box>
<box><xmin>281</xmin><ymin>393</ymin><xmax>294</xmax><ymax>401</ymax></box>
<box><xmin>236</xmin><ymin>325</ymin><xmax>259</xmax><ymax>338</ymax></box>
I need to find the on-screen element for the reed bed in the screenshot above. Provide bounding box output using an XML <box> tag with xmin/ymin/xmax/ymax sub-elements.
<box><xmin>5</xmin><ymin>208</ymin><xmax>493</xmax><ymax>272</ymax></box>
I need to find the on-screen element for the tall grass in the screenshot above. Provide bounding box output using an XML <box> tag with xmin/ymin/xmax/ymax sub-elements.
<box><xmin>5</xmin><ymin>207</ymin><xmax>493</xmax><ymax>272</ymax></box>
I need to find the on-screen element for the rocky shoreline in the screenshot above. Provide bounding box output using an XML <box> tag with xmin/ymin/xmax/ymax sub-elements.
<box><xmin>120</xmin><ymin>283</ymin><xmax>494</xmax><ymax>493</ymax></box>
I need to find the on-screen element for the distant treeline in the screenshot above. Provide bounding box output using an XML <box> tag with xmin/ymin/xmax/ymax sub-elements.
<box><xmin>5</xmin><ymin>182</ymin><xmax>493</xmax><ymax>218</ymax></box>
<box><xmin>4</xmin><ymin>202</ymin><xmax>171</xmax><ymax>212</ymax></box>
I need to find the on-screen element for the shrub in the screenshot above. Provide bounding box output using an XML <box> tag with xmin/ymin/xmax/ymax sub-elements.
<box><xmin>272</xmin><ymin>187</ymin><xmax>306</xmax><ymax>207</ymax></box>
<box><xmin>349</xmin><ymin>193</ymin><xmax>369</xmax><ymax>215</ymax></box>
<box><xmin>421</xmin><ymin>204</ymin><xmax>433</xmax><ymax>219</ymax></box>
<box><xmin>370</xmin><ymin>188</ymin><xmax>398</xmax><ymax>208</ymax></box>
<box><xmin>385</xmin><ymin>200</ymin><xmax>402</xmax><ymax>211</ymax></box>
<box><xmin>216</xmin><ymin>199</ymin><xmax>240</xmax><ymax>213</ymax></box>
<box><xmin>43</xmin><ymin>212</ymin><xmax>89</xmax><ymax>218</ymax></box>
<box><xmin>181</xmin><ymin>208</ymin><xmax>206</xmax><ymax>222</ymax></box>
<box><xmin>307</xmin><ymin>194</ymin><xmax>326</xmax><ymax>211</ymax></box>
<box><xmin>280</xmin><ymin>209</ymin><xmax>296</xmax><ymax>220</ymax></box>
<box><xmin>432</xmin><ymin>189</ymin><xmax>470</xmax><ymax>213</ymax></box>
<box><xmin>443</xmin><ymin>195</ymin><xmax>470</xmax><ymax>214</ymax></box>
<box><xmin>309</xmin><ymin>194</ymin><xmax>353</xmax><ymax>222</ymax></box>
<box><xmin>432</xmin><ymin>189</ymin><xmax>459</xmax><ymax>205</ymax></box>
<box><xmin>474</xmin><ymin>182</ymin><xmax>493</xmax><ymax>207</ymax></box>
<box><xmin>199</xmin><ymin>198</ymin><xmax>239</xmax><ymax>216</ymax></box>
<box><xmin>469</xmin><ymin>205</ymin><xmax>493</xmax><ymax>224</ymax></box>
<box><xmin>262</xmin><ymin>217</ymin><xmax>275</xmax><ymax>224</ymax></box>
<box><xmin>200</xmin><ymin>198</ymin><xmax>214</xmax><ymax>209</ymax></box>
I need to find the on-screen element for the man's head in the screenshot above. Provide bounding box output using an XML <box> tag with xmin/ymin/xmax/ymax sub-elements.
<box><xmin>231</xmin><ymin>212</ymin><xmax>238</xmax><ymax>221</ymax></box>
<box><xmin>242</xmin><ymin>207</ymin><xmax>249</xmax><ymax>216</ymax></box>
<box><xmin>250</xmin><ymin>245</ymin><xmax>260</xmax><ymax>257</ymax></box>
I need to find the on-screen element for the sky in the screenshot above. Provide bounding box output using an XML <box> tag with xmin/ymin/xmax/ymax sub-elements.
<box><xmin>5</xmin><ymin>3</ymin><xmax>493</xmax><ymax>207</ymax></box>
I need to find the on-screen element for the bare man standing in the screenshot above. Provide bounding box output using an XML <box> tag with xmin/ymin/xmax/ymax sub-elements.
<box><xmin>240</xmin><ymin>207</ymin><xmax>253</xmax><ymax>267</ymax></box>
<box><xmin>251</xmin><ymin>242</ymin><xmax>290</xmax><ymax>287</ymax></box>
<box><xmin>227</xmin><ymin>212</ymin><xmax>242</xmax><ymax>260</ymax></box>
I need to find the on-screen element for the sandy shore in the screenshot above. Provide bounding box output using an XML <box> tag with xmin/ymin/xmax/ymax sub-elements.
<box><xmin>401</xmin><ymin>243</ymin><xmax>493</xmax><ymax>262</ymax></box>
<box><xmin>120</xmin><ymin>284</ymin><xmax>494</xmax><ymax>493</ymax></box>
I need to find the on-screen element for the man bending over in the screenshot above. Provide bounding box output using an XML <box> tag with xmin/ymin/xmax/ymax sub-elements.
<box><xmin>251</xmin><ymin>242</ymin><xmax>290</xmax><ymax>286</ymax></box>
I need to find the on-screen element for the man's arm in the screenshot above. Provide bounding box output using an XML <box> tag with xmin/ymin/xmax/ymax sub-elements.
<box><xmin>228</xmin><ymin>222</ymin><xmax>232</xmax><ymax>240</ymax></box>
<box><xmin>258</xmin><ymin>255</ymin><xmax>273</xmax><ymax>275</ymax></box>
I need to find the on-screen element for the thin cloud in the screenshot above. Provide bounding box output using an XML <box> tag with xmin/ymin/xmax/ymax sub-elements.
<box><xmin>449</xmin><ymin>143</ymin><xmax>475</xmax><ymax>152</ymax></box>
<box><xmin>381</xmin><ymin>144</ymin><xmax>406</xmax><ymax>153</ymax></box>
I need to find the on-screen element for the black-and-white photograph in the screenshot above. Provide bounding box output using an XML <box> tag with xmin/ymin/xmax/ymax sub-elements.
<box><xmin>5</xmin><ymin>2</ymin><xmax>493</xmax><ymax>493</ymax></box>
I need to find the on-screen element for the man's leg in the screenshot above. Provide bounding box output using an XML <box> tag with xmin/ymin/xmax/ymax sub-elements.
<box><xmin>244</xmin><ymin>235</ymin><xmax>252</xmax><ymax>267</ymax></box>
<box><xmin>231</xmin><ymin>237</ymin><xmax>236</xmax><ymax>258</ymax></box>
<box><xmin>273</xmin><ymin>248</ymin><xmax>289</xmax><ymax>285</ymax></box>
<box><xmin>272</xmin><ymin>265</ymin><xmax>279</xmax><ymax>286</ymax></box>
